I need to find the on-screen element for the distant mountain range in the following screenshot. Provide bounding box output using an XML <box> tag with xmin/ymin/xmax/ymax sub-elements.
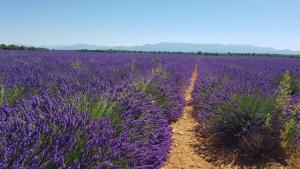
<box><xmin>45</xmin><ymin>42</ymin><xmax>300</xmax><ymax>55</ymax></box>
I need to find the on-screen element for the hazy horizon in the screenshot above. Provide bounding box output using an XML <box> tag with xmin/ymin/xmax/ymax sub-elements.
<box><xmin>42</xmin><ymin>42</ymin><xmax>300</xmax><ymax>51</ymax></box>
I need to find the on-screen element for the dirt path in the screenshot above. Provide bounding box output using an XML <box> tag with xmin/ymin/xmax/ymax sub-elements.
<box><xmin>162</xmin><ymin>65</ymin><xmax>215</xmax><ymax>169</ymax></box>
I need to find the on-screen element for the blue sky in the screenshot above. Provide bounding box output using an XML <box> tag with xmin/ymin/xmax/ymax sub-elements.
<box><xmin>1</xmin><ymin>0</ymin><xmax>300</xmax><ymax>50</ymax></box>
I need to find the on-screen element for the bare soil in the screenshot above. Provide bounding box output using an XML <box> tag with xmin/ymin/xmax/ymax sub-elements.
<box><xmin>162</xmin><ymin>65</ymin><xmax>216</xmax><ymax>169</ymax></box>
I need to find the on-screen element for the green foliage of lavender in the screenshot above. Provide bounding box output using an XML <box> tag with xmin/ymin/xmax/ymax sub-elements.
<box><xmin>276</xmin><ymin>71</ymin><xmax>292</xmax><ymax>112</ymax></box>
<box><xmin>134</xmin><ymin>64</ymin><xmax>185</xmax><ymax>122</ymax></box>
<box><xmin>0</xmin><ymin>85</ymin><xmax>23</xmax><ymax>106</ymax></box>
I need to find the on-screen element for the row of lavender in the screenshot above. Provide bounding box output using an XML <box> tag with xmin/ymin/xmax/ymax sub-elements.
<box><xmin>193</xmin><ymin>57</ymin><xmax>300</xmax><ymax>166</ymax></box>
<box><xmin>0</xmin><ymin>51</ymin><xmax>194</xmax><ymax>168</ymax></box>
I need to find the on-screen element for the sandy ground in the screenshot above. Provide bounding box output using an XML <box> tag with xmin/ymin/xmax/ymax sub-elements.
<box><xmin>162</xmin><ymin>65</ymin><xmax>215</xmax><ymax>169</ymax></box>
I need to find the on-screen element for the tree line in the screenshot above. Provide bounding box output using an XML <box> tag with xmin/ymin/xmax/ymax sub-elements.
<box><xmin>78</xmin><ymin>49</ymin><xmax>300</xmax><ymax>58</ymax></box>
<box><xmin>0</xmin><ymin>44</ymin><xmax>48</xmax><ymax>51</ymax></box>
<box><xmin>0</xmin><ymin>44</ymin><xmax>298</xmax><ymax>58</ymax></box>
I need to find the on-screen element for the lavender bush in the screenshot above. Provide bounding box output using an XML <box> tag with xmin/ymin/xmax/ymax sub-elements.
<box><xmin>193</xmin><ymin>57</ymin><xmax>300</xmax><ymax>165</ymax></box>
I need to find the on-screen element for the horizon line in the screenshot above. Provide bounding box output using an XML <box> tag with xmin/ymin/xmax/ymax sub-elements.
<box><xmin>2</xmin><ymin>42</ymin><xmax>300</xmax><ymax>52</ymax></box>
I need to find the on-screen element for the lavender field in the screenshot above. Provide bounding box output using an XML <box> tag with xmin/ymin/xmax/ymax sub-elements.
<box><xmin>0</xmin><ymin>51</ymin><xmax>299</xmax><ymax>168</ymax></box>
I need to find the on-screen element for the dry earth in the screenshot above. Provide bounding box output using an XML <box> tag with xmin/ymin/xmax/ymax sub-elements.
<box><xmin>162</xmin><ymin>65</ymin><xmax>216</xmax><ymax>169</ymax></box>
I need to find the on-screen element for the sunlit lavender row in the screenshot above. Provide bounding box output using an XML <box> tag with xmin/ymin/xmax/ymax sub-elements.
<box><xmin>0</xmin><ymin>51</ymin><xmax>194</xmax><ymax>168</ymax></box>
<box><xmin>193</xmin><ymin>57</ymin><xmax>300</xmax><ymax>166</ymax></box>
<box><xmin>1</xmin><ymin>50</ymin><xmax>300</xmax><ymax>168</ymax></box>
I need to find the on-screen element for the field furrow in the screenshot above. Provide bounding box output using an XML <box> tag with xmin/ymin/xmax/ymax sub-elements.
<box><xmin>163</xmin><ymin>65</ymin><xmax>215</xmax><ymax>169</ymax></box>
